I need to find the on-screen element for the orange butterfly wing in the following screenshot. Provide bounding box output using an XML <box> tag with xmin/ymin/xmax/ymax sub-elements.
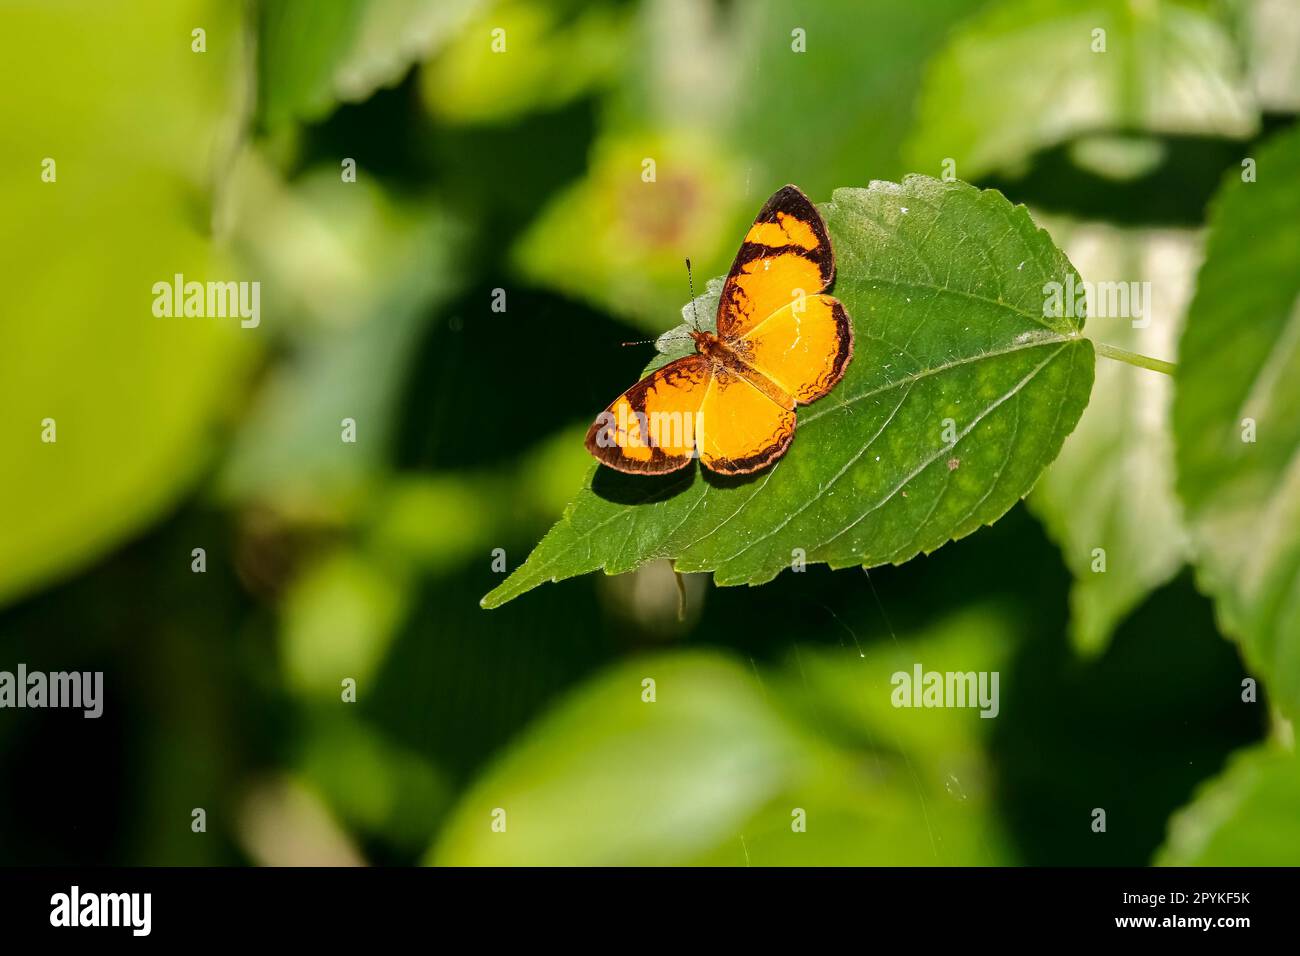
<box><xmin>696</xmin><ymin>368</ymin><xmax>796</xmax><ymax>475</ymax></box>
<box><xmin>716</xmin><ymin>184</ymin><xmax>837</xmax><ymax>341</ymax></box>
<box><xmin>584</xmin><ymin>355</ymin><xmax>711</xmax><ymax>475</ymax></box>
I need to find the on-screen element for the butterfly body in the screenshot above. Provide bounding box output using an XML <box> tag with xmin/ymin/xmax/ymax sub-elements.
<box><xmin>689</xmin><ymin>329</ymin><xmax>795</xmax><ymax>410</ymax></box>
<box><xmin>587</xmin><ymin>185</ymin><xmax>852</xmax><ymax>476</ymax></box>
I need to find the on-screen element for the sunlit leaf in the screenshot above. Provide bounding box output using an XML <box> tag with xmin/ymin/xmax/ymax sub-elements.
<box><xmin>1029</xmin><ymin>221</ymin><xmax>1195</xmax><ymax>654</ymax></box>
<box><xmin>906</xmin><ymin>0</ymin><xmax>1258</xmax><ymax>181</ymax></box>
<box><xmin>429</xmin><ymin>653</ymin><xmax>815</xmax><ymax>865</ymax></box>
<box><xmin>1233</xmin><ymin>0</ymin><xmax>1300</xmax><ymax>112</ymax></box>
<box><xmin>1156</xmin><ymin>743</ymin><xmax>1300</xmax><ymax>865</ymax></box>
<box><xmin>420</xmin><ymin>0</ymin><xmax>630</xmax><ymax>125</ymax></box>
<box><xmin>0</xmin><ymin>2</ymin><xmax>255</xmax><ymax>606</ymax></box>
<box><xmin>431</xmin><ymin>608</ymin><xmax>1018</xmax><ymax>865</ymax></box>
<box><xmin>1173</xmin><ymin>123</ymin><xmax>1300</xmax><ymax>719</ymax></box>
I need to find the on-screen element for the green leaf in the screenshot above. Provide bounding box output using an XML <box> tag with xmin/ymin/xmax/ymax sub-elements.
<box><xmin>280</xmin><ymin>548</ymin><xmax>410</xmax><ymax>698</ymax></box>
<box><xmin>511</xmin><ymin>129</ymin><xmax>749</xmax><ymax>332</ymax></box>
<box><xmin>430</xmin><ymin>608</ymin><xmax>1019</xmax><ymax>866</ymax></box>
<box><xmin>906</xmin><ymin>0</ymin><xmax>1258</xmax><ymax>181</ymax></box>
<box><xmin>1029</xmin><ymin>221</ymin><xmax>1194</xmax><ymax>654</ymax></box>
<box><xmin>692</xmin><ymin>607</ymin><xmax>1018</xmax><ymax>866</ymax></box>
<box><xmin>216</xmin><ymin>157</ymin><xmax>466</xmax><ymax>516</ymax></box>
<box><xmin>0</xmin><ymin>3</ymin><xmax>254</xmax><ymax>607</ymax></box>
<box><xmin>484</xmin><ymin>176</ymin><xmax>1095</xmax><ymax>608</ymax></box>
<box><xmin>298</xmin><ymin>712</ymin><xmax>451</xmax><ymax>854</ymax></box>
<box><xmin>1173</xmin><ymin>123</ymin><xmax>1300</xmax><ymax>719</ymax></box>
<box><xmin>257</xmin><ymin>0</ymin><xmax>478</xmax><ymax>129</ymax></box>
<box><xmin>428</xmin><ymin>653</ymin><xmax>815</xmax><ymax>865</ymax></box>
<box><xmin>419</xmin><ymin>0</ymin><xmax>630</xmax><ymax>125</ymax></box>
<box><xmin>1156</xmin><ymin>743</ymin><xmax>1300</xmax><ymax>865</ymax></box>
<box><xmin>1233</xmin><ymin>0</ymin><xmax>1300</xmax><ymax>112</ymax></box>
<box><xmin>726</xmin><ymin>0</ymin><xmax>988</xmax><ymax>199</ymax></box>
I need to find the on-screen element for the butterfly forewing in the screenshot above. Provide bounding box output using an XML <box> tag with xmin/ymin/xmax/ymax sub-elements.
<box><xmin>715</xmin><ymin>185</ymin><xmax>836</xmax><ymax>341</ymax></box>
<box><xmin>584</xmin><ymin>354</ymin><xmax>711</xmax><ymax>475</ymax></box>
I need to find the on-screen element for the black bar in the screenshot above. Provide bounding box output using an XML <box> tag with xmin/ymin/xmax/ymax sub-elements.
<box><xmin>0</xmin><ymin>866</ymin><xmax>1288</xmax><ymax>941</ymax></box>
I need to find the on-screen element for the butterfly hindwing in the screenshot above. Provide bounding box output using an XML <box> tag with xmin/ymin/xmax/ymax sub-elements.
<box><xmin>716</xmin><ymin>184</ymin><xmax>835</xmax><ymax>340</ymax></box>
<box><xmin>737</xmin><ymin>293</ymin><xmax>854</xmax><ymax>404</ymax></box>
<box><xmin>584</xmin><ymin>354</ymin><xmax>711</xmax><ymax>475</ymax></box>
<box><xmin>697</xmin><ymin>369</ymin><xmax>797</xmax><ymax>476</ymax></box>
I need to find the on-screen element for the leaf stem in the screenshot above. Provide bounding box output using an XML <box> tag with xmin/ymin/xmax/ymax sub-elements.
<box><xmin>1091</xmin><ymin>341</ymin><xmax>1176</xmax><ymax>376</ymax></box>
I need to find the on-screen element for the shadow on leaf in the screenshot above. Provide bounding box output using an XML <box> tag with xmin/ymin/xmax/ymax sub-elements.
<box><xmin>591</xmin><ymin>465</ymin><xmax>697</xmax><ymax>505</ymax></box>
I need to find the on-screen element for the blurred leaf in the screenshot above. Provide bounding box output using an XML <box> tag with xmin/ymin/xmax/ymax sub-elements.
<box><xmin>1029</xmin><ymin>221</ymin><xmax>1194</xmax><ymax>653</ymax></box>
<box><xmin>365</xmin><ymin>424</ymin><xmax>592</xmax><ymax>574</ymax></box>
<box><xmin>0</xmin><ymin>2</ymin><xmax>255</xmax><ymax>607</ymax></box>
<box><xmin>485</xmin><ymin>177</ymin><xmax>1094</xmax><ymax>608</ymax></box>
<box><xmin>726</xmin><ymin>0</ymin><xmax>989</xmax><ymax>199</ymax></box>
<box><xmin>1067</xmin><ymin>134</ymin><xmax>1167</xmax><ymax>182</ymax></box>
<box><xmin>432</xmin><ymin>607</ymin><xmax>1018</xmax><ymax>866</ymax></box>
<box><xmin>420</xmin><ymin>0</ymin><xmax>630</xmax><ymax>124</ymax></box>
<box><xmin>1233</xmin><ymin>0</ymin><xmax>1300</xmax><ymax>112</ymax></box>
<box><xmin>257</xmin><ymin>0</ymin><xmax>479</xmax><ymax>129</ymax></box>
<box><xmin>906</xmin><ymin>0</ymin><xmax>1258</xmax><ymax>181</ymax></box>
<box><xmin>1156</xmin><ymin>743</ymin><xmax>1300</xmax><ymax>864</ymax></box>
<box><xmin>790</xmin><ymin>606</ymin><xmax>1014</xmax><ymax>757</ymax></box>
<box><xmin>1173</xmin><ymin>123</ymin><xmax>1300</xmax><ymax>719</ymax></box>
<box><xmin>535</xmin><ymin>0</ymin><xmax>987</xmax><ymax>331</ymax></box>
<box><xmin>218</xmin><ymin>157</ymin><xmax>465</xmax><ymax>517</ymax></box>
<box><xmin>429</xmin><ymin>653</ymin><xmax>815</xmax><ymax>865</ymax></box>
<box><xmin>281</xmin><ymin>548</ymin><xmax>410</xmax><ymax>697</ymax></box>
<box><xmin>693</xmin><ymin>607</ymin><xmax>1019</xmax><ymax>865</ymax></box>
<box><xmin>513</xmin><ymin>129</ymin><xmax>748</xmax><ymax>331</ymax></box>
<box><xmin>298</xmin><ymin>713</ymin><xmax>451</xmax><ymax>852</ymax></box>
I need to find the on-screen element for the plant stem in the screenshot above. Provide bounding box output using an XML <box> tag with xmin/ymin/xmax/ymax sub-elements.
<box><xmin>1092</xmin><ymin>341</ymin><xmax>1176</xmax><ymax>376</ymax></box>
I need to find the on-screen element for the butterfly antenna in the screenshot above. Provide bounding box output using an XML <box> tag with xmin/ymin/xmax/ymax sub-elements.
<box><xmin>619</xmin><ymin>337</ymin><xmax>658</xmax><ymax>347</ymax></box>
<box><xmin>685</xmin><ymin>257</ymin><xmax>702</xmax><ymax>332</ymax></box>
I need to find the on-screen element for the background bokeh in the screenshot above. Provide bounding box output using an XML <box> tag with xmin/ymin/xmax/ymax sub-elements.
<box><xmin>1</xmin><ymin>0</ymin><xmax>1297</xmax><ymax>865</ymax></box>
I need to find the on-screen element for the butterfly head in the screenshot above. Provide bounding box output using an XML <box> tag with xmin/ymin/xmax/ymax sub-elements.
<box><xmin>690</xmin><ymin>328</ymin><xmax>719</xmax><ymax>355</ymax></box>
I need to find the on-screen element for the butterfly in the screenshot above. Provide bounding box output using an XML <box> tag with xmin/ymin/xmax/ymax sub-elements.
<box><xmin>585</xmin><ymin>184</ymin><xmax>853</xmax><ymax>475</ymax></box>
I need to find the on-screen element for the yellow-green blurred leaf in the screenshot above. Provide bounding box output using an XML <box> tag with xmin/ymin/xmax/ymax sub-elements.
<box><xmin>0</xmin><ymin>1</ymin><xmax>255</xmax><ymax>606</ymax></box>
<box><xmin>421</xmin><ymin>0</ymin><xmax>630</xmax><ymax>124</ymax></box>
<box><xmin>513</xmin><ymin>131</ymin><xmax>746</xmax><ymax>331</ymax></box>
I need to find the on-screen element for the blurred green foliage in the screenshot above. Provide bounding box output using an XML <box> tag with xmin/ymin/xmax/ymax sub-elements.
<box><xmin>1</xmin><ymin>0</ymin><xmax>1296</xmax><ymax>867</ymax></box>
